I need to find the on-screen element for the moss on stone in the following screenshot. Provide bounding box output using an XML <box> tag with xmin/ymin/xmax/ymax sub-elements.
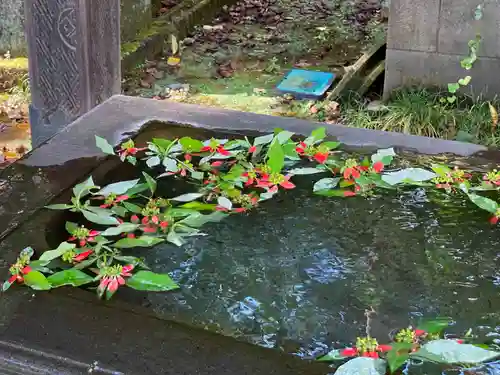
<box><xmin>120</xmin><ymin>19</ymin><xmax>172</xmax><ymax>58</ymax></box>
<box><xmin>0</xmin><ymin>57</ymin><xmax>28</xmax><ymax>70</ymax></box>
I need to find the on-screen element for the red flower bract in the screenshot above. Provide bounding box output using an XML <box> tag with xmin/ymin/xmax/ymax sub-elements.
<box><xmin>249</xmin><ymin>145</ymin><xmax>257</xmax><ymax>153</ymax></box>
<box><xmin>295</xmin><ymin>142</ymin><xmax>307</xmax><ymax>154</ymax></box>
<box><xmin>98</xmin><ymin>264</ymin><xmax>134</xmax><ymax>295</ymax></box>
<box><xmin>341</xmin><ymin>348</ymin><xmax>358</xmax><ymax>357</ymax></box>
<box><xmin>74</xmin><ymin>250</ymin><xmax>93</xmax><ymax>262</ymax></box>
<box><xmin>313</xmin><ymin>152</ymin><xmax>329</xmax><ymax>164</ymax></box>
<box><xmin>372</xmin><ymin>161</ymin><xmax>384</xmax><ymax>173</ymax></box>
<box><xmin>343</xmin><ymin>167</ymin><xmax>361</xmax><ymax>180</ymax></box>
<box><xmin>201</xmin><ymin>144</ymin><xmax>231</xmax><ymax>156</ymax></box>
<box><xmin>414</xmin><ymin>329</ymin><xmax>426</xmax><ymax>337</ymax></box>
<box><xmin>490</xmin><ymin>216</ymin><xmax>499</xmax><ymax>225</ymax></box>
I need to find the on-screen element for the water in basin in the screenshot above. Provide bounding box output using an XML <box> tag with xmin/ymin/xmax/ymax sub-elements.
<box><xmin>132</xmin><ymin>177</ymin><xmax>500</xmax><ymax>358</ymax></box>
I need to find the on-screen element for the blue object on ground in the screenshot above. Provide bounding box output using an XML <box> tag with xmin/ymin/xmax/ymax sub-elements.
<box><xmin>276</xmin><ymin>69</ymin><xmax>336</xmax><ymax>100</ymax></box>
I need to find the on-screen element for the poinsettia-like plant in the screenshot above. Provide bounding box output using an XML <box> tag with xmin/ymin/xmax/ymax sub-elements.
<box><xmin>318</xmin><ymin>318</ymin><xmax>500</xmax><ymax>374</ymax></box>
<box><xmin>2</xmin><ymin>127</ymin><xmax>500</xmax><ymax>303</ymax></box>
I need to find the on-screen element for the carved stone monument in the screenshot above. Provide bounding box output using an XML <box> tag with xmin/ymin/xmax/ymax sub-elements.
<box><xmin>24</xmin><ymin>0</ymin><xmax>121</xmax><ymax>147</ymax></box>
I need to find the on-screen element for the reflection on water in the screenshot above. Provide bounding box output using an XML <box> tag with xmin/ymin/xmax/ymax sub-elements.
<box><xmin>142</xmin><ymin>180</ymin><xmax>500</xmax><ymax>363</ymax></box>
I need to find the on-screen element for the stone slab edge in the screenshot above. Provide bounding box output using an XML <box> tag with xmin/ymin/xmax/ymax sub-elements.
<box><xmin>24</xmin><ymin>95</ymin><xmax>487</xmax><ymax>168</ymax></box>
<box><xmin>0</xmin><ymin>340</ymin><xmax>122</xmax><ymax>375</ymax></box>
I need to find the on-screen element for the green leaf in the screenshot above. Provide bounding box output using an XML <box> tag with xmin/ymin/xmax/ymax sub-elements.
<box><xmin>163</xmin><ymin>157</ymin><xmax>178</xmax><ymax>172</ymax></box>
<box><xmin>126</xmin><ymin>271</ymin><xmax>179</xmax><ymax>292</ymax></box>
<box><xmin>253</xmin><ymin>133</ymin><xmax>274</xmax><ymax>146</ymax></box>
<box><xmin>142</xmin><ymin>171</ymin><xmax>157</xmax><ymax>194</ymax></box>
<box><xmin>461</xmin><ymin>57</ymin><xmax>475</xmax><ymax>70</ymax></box>
<box><xmin>431</xmin><ymin>164</ymin><xmax>452</xmax><ymax>176</ymax></box>
<box><xmin>311</xmin><ymin>127</ymin><xmax>326</xmax><ymax>142</ymax></box>
<box><xmin>39</xmin><ymin>241</ymin><xmax>76</xmax><ymax>262</ymax></box>
<box><xmin>448</xmin><ymin>82</ymin><xmax>460</xmax><ymax>94</ymax></box>
<box><xmin>411</xmin><ymin>340</ymin><xmax>500</xmax><ymax>365</ymax></box>
<box><xmin>73</xmin><ymin>176</ymin><xmax>97</xmax><ymax>199</ymax></box>
<box><xmin>152</xmin><ymin>138</ymin><xmax>172</xmax><ymax>151</ymax></box>
<box><xmin>85</xmin><ymin>206</ymin><xmax>114</xmax><ymax>216</ymax></box>
<box><xmin>181</xmin><ymin>202</ymin><xmax>217</xmax><ymax>211</ymax></box>
<box><xmin>458</xmin><ymin>76</ymin><xmax>471</xmax><ymax>86</ymax></box>
<box><xmin>382</xmin><ymin>168</ymin><xmax>437</xmax><ymax>185</ymax></box>
<box><xmin>288</xmin><ymin>167</ymin><xmax>325</xmax><ymax>175</ymax></box>
<box><xmin>315</xmin><ymin>189</ymin><xmax>351</xmax><ymax>197</ymax></box>
<box><xmin>334</xmin><ymin>357</ymin><xmax>386</xmax><ymax>375</ymax></box>
<box><xmin>146</xmin><ymin>156</ymin><xmax>161</xmax><ymax>168</ymax></box>
<box><xmin>100</xmin><ymin>223</ymin><xmax>139</xmax><ymax>236</ymax></box>
<box><xmin>276</xmin><ymin>130</ymin><xmax>294</xmax><ymax>144</ymax></box>
<box><xmin>113</xmin><ymin>236</ymin><xmax>164</xmax><ymax>248</ymax></box>
<box><xmin>2</xmin><ymin>280</ymin><xmax>13</xmax><ymax>292</ymax></box>
<box><xmin>81</xmin><ymin>210</ymin><xmax>120</xmax><ymax>226</ymax></box>
<box><xmin>180</xmin><ymin>137</ymin><xmax>204</xmax><ymax>152</ymax></box>
<box><xmin>24</xmin><ymin>271</ymin><xmax>51</xmax><ymax>291</ymax></box>
<box><xmin>387</xmin><ymin>343</ymin><xmax>412</xmax><ymax>373</ymax></box>
<box><xmin>191</xmin><ymin>171</ymin><xmax>204</xmax><ymax>180</ymax></box>
<box><xmin>126</xmin><ymin>155</ymin><xmax>137</xmax><ymax>165</ymax></box>
<box><xmin>47</xmin><ymin>269</ymin><xmax>94</xmax><ymax>287</ymax></box>
<box><xmin>65</xmin><ymin>221</ymin><xmax>78</xmax><ymax>234</ymax></box>
<box><xmin>171</xmin><ymin>193</ymin><xmax>205</xmax><ymax>202</ymax></box>
<box><xmin>320</xmin><ymin>141</ymin><xmax>341</xmax><ymax>150</ymax></box>
<box><xmin>167</xmin><ymin>231</ymin><xmax>185</xmax><ymax>246</ymax></box>
<box><xmin>371</xmin><ymin>148</ymin><xmax>396</xmax><ymax>165</ymax></box>
<box><xmin>223</xmin><ymin>164</ymin><xmax>245</xmax><ymax>181</ymax></box>
<box><xmin>124</xmin><ymin>183</ymin><xmax>150</xmax><ymax>196</ymax></box>
<box><xmin>111</xmin><ymin>205</ymin><xmax>129</xmax><ymax>217</ymax></box>
<box><xmin>417</xmin><ymin>317</ymin><xmax>452</xmax><ymax>334</ymax></box>
<box><xmin>20</xmin><ymin>247</ymin><xmax>34</xmax><ymax>259</ymax></box>
<box><xmin>73</xmin><ymin>257</ymin><xmax>97</xmax><ymax>270</ymax></box>
<box><xmin>97</xmin><ymin>179</ymin><xmax>140</xmax><ymax>197</ymax></box>
<box><xmin>122</xmin><ymin>202</ymin><xmax>143</xmax><ymax>214</ymax></box>
<box><xmin>317</xmin><ymin>349</ymin><xmax>345</xmax><ymax>362</ymax></box>
<box><xmin>95</xmin><ymin>136</ymin><xmax>115</xmax><ymax>155</ymax></box>
<box><xmin>217</xmin><ymin>197</ymin><xmax>233</xmax><ymax>210</ymax></box>
<box><xmin>267</xmin><ymin>140</ymin><xmax>285</xmax><ymax>173</ymax></box>
<box><xmin>29</xmin><ymin>260</ymin><xmax>51</xmax><ymax>272</ymax></box>
<box><xmin>45</xmin><ymin>204</ymin><xmax>73</xmax><ymax>210</ymax></box>
<box><xmin>447</xmin><ymin>95</ymin><xmax>457</xmax><ymax>104</ymax></box>
<box><xmin>467</xmin><ymin>194</ymin><xmax>498</xmax><ymax>214</ymax></box>
<box><xmin>178</xmin><ymin>212</ymin><xmax>227</xmax><ymax>228</ymax></box>
<box><xmin>313</xmin><ymin>177</ymin><xmax>340</xmax><ymax>192</ymax></box>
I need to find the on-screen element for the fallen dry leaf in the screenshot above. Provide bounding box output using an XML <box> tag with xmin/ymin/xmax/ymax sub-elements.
<box><xmin>167</xmin><ymin>56</ymin><xmax>181</xmax><ymax>66</ymax></box>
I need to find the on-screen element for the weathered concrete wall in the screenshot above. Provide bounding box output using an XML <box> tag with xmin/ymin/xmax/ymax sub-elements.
<box><xmin>0</xmin><ymin>0</ymin><xmax>153</xmax><ymax>56</ymax></box>
<box><xmin>0</xmin><ymin>0</ymin><xmax>26</xmax><ymax>55</ymax></box>
<box><xmin>384</xmin><ymin>0</ymin><xmax>500</xmax><ymax>99</ymax></box>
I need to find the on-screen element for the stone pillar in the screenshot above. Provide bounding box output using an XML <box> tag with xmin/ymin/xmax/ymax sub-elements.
<box><xmin>0</xmin><ymin>0</ymin><xmax>26</xmax><ymax>55</ymax></box>
<box><xmin>24</xmin><ymin>0</ymin><xmax>121</xmax><ymax>147</ymax></box>
<box><xmin>384</xmin><ymin>0</ymin><xmax>500</xmax><ymax>100</ymax></box>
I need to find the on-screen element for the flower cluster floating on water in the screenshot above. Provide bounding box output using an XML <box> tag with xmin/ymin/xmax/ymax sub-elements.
<box><xmin>319</xmin><ymin>319</ymin><xmax>498</xmax><ymax>374</ymax></box>
<box><xmin>4</xmin><ymin>127</ymin><xmax>500</xmax><ymax>297</ymax></box>
<box><xmin>3</xmin><ymin>127</ymin><xmax>500</xmax><ymax>374</ymax></box>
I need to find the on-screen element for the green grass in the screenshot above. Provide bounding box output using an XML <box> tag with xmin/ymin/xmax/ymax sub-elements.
<box><xmin>340</xmin><ymin>88</ymin><xmax>500</xmax><ymax>146</ymax></box>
